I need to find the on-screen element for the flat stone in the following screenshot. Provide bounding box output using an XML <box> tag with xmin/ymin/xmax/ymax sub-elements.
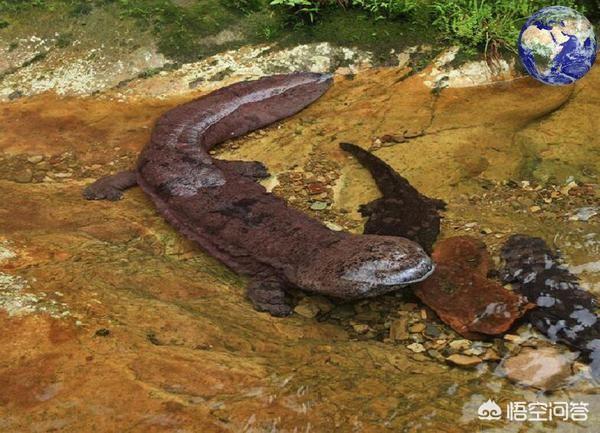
<box><xmin>446</xmin><ymin>354</ymin><xmax>482</xmax><ymax>367</ymax></box>
<box><xmin>502</xmin><ymin>346</ymin><xmax>573</xmax><ymax>390</ymax></box>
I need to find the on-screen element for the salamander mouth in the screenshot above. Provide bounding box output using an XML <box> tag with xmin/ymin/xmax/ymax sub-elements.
<box><xmin>341</xmin><ymin>253</ymin><xmax>434</xmax><ymax>290</ymax></box>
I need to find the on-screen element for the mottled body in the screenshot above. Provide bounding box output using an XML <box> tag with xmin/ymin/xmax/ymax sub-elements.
<box><xmin>501</xmin><ymin>235</ymin><xmax>600</xmax><ymax>377</ymax></box>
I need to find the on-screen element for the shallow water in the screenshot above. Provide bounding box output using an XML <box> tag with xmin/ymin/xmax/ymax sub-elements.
<box><xmin>0</xmin><ymin>60</ymin><xmax>599</xmax><ymax>432</ymax></box>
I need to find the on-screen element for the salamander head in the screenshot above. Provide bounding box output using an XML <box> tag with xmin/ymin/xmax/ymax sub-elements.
<box><xmin>297</xmin><ymin>234</ymin><xmax>434</xmax><ymax>299</ymax></box>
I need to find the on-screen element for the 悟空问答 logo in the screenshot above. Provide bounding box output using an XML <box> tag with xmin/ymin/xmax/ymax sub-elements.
<box><xmin>478</xmin><ymin>399</ymin><xmax>502</xmax><ymax>420</ymax></box>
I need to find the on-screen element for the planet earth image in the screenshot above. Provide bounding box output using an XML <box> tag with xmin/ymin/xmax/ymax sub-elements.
<box><xmin>518</xmin><ymin>6</ymin><xmax>597</xmax><ymax>85</ymax></box>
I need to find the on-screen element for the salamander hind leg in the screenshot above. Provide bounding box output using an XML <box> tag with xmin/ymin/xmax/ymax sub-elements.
<box><xmin>83</xmin><ymin>170</ymin><xmax>138</xmax><ymax>201</ymax></box>
<box><xmin>247</xmin><ymin>279</ymin><xmax>293</xmax><ymax>317</ymax></box>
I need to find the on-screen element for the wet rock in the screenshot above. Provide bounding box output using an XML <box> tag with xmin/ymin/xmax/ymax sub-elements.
<box><xmin>414</xmin><ymin>237</ymin><xmax>534</xmax><ymax>339</ymax></box>
<box><xmin>503</xmin><ymin>334</ymin><xmax>522</xmax><ymax>344</ymax></box>
<box><xmin>482</xmin><ymin>349</ymin><xmax>501</xmax><ymax>361</ymax></box>
<box><xmin>27</xmin><ymin>155</ymin><xmax>44</xmax><ymax>164</ymax></box>
<box><xmin>424</xmin><ymin>323</ymin><xmax>441</xmax><ymax>338</ymax></box>
<box><xmin>449</xmin><ymin>339</ymin><xmax>471</xmax><ymax>351</ymax></box>
<box><xmin>351</xmin><ymin>322</ymin><xmax>370</xmax><ymax>334</ymax></box>
<box><xmin>427</xmin><ymin>349</ymin><xmax>445</xmax><ymax>361</ymax></box>
<box><xmin>311</xmin><ymin>295</ymin><xmax>334</xmax><ymax>314</ymax></box>
<box><xmin>422</xmin><ymin>46</ymin><xmax>518</xmax><ymax>89</ymax></box>
<box><xmin>502</xmin><ymin>346</ymin><xmax>573</xmax><ymax>390</ymax></box>
<box><xmin>446</xmin><ymin>354</ymin><xmax>482</xmax><ymax>367</ymax></box>
<box><xmin>13</xmin><ymin>168</ymin><xmax>33</xmax><ymax>183</ymax></box>
<box><xmin>409</xmin><ymin>323</ymin><xmax>426</xmax><ymax>333</ymax></box>
<box><xmin>389</xmin><ymin>317</ymin><xmax>409</xmax><ymax>341</ymax></box>
<box><xmin>294</xmin><ymin>297</ymin><xmax>321</xmax><ymax>319</ymax></box>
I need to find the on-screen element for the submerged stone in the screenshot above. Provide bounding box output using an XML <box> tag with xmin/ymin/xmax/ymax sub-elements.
<box><xmin>389</xmin><ymin>317</ymin><xmax>410</xmax><ymax>341</ymax></box>
<box><xmin>501</xmin><ymin>346</ymin><xmax>574</xmax><ymax>390</ymax></box>
<box><xmin>446</xmin><ymin>354</ymin><xmax>482</xmax><ymax>367</ymax></box>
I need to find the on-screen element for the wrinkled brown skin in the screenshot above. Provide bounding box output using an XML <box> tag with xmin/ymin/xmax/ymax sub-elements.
<box><xmin>339</xmin><ymin>142</ymin><xmax>446</xmax><ymax>254</ymax></box>
<box><xmin>501</xmin><ymin>235</ymin><xmax>600</xmax><ymax>379</ymax></box>
<box><xmin>412</xmin><ymin>236</ymin><xmax>533</xmax><ymax>339</ymax></box>
<box><xmin>84</xmin><ymin>73</ymin><xmax>434</xmax><ymax>317</ymax></box>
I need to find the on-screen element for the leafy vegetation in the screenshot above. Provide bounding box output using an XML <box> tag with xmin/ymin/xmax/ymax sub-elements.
<box><xmin>268</xmin><ymin>0</ymin><xmax>587</xmax><ymax>53</ymax></box>
<box><xmin>430</xmin><ymin>0</ymin><xmax>582</xmax><ymax>54</ymax></box>
<box><xmin>0</xmin><ymin>0</ymin><xmax>595</xmax><ymax>60</ymax></box>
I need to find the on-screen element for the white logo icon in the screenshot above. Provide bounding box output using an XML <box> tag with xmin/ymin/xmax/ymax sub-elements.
<box><xmin>478</xmin><ymin>399</ymin><xmax>502</xmax><ymax>420</ymax></box>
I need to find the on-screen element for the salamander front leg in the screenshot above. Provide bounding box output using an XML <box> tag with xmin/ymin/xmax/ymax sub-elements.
<box><xmin>247</xmin><ymin>279</ymin><xmax>292</xmax><ymax>317</ymax></box>
<box><xmin>83</xmin><ymin>170</ymin><xmax>138</xmax><ymax>201</ymax></box>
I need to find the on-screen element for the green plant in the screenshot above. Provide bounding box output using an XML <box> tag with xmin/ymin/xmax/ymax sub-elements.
<box><xmin>228</xmin><ymin>0</ymin><xmax>265</xmax><ymax>14</ymax></box>
<box><xmin>352</xmin><ymin>0</ymin><xmax>418</xmax><ymax>19</ymax></box>
<box><xmin>430</xmin><ymin>0</ymin><xmax>582</xmax><ymax>55</ymax></box>
<box><xmin>270</xmin><ymin>0</ymin><xmax>323</xmax><ymax>23</ymax></box>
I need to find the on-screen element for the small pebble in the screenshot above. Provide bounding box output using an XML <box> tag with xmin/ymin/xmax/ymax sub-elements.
<box><xmin>424</xmin><ymin>323</ymin><xmax>441</xmax><ymax>338</ymax></box>
<box><xmin>95</xmin><ymin>328</ymin><xmax>110</xmax><ymax>337</ymax></box>
<box><xmin>325</xmin><ymin>221</ymin><xmax>343</xmax><ymax>231</ymax></box>
<box><xmin>464</xmin><ymin>347</ymin><xmax>485</xmax><ymax>356</ymax></box>
<box><xmin>482</xmin><ymin>349</ymin><xmax>501</xmax><ymax>361</ymax></box>
<box><xmin>427</xmin><ymin>349</ymin><xmax>445</xmax><ymax>361</ymax></box>
<box><xmin>310</xmin><ymin>201</ymin><xmax>328</xmax><ymax>211</ymax></box>
<box><xmin>449</xmin><ymin>339</ymin><xmax>471</xmax><ymax>351</ymax></box>
<box><xmin>351</xmin><ymin>323</ymin><xmax>370</xmax><ymax>334</ymax></box>
<box><xmin>14</xmin><ymin>169</ymin><xmax>33</xmax><ymax>183</ymax></box>
<box><xmin>407</xmin><ymin>342</ymin><xmax>426</xmax><ymax>353</ymax></box>
<box><xmin>409</xmin><ymin>323</ymin><xmax>426</xmax><ymax>333</ymax></box>
<box><xmin>504</xmin><ymin>334</ymin><xmax>522</xmax><ymax>343</ymax></box>
<box><xmin>27</xmin><ymin>155</ymin><xmax>44</xmax><ymax>164</ymax></box>
<box><xmin>294</xmin><ymin>298</ymin><xmax>320</xmax><ymax>319</ymax></box>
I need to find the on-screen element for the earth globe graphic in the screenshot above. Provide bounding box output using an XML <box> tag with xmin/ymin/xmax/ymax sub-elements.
<box><xmin>518</xmin><ymin>6</ymin><xmax>597</xmax><ymax>85</ymax></box>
